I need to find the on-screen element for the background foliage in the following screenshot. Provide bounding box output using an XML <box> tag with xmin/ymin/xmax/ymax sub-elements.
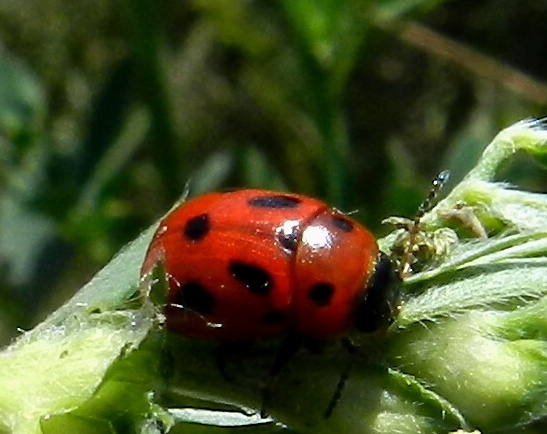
<box><xmin>1</xmin><ymin>0</ymin><xmax>546</xmax><ymax>345</ymax></box>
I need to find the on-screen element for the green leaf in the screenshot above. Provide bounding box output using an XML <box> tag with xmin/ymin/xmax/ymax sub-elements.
<box><xmin>0</xmin><ymin>227</ymin><xmax>158</xmax><ymax>434</ymax></box>
<box><xmin>0</xmin><ymin>50</ymin><xmax>45</xmax><ymax>138</ymax></box>
<box><xmin>1</xmin><ymin>120</ymin><xmax>547</xmax><ymax>433</ymax></box>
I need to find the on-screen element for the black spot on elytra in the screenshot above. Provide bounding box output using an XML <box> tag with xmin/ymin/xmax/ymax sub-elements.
<box><xmin>262</xmin><ymin>310</ymin><xmax>286</xmax><ymax>325</ymax></box>
<box><xmin>176</xmin><ymin>281</ymin><xmax>215</xmax><ymax>314</ymax></box>
<box><xmin>276</xmin><ymin>224</ymin><xmax>299</xmax><ymax>253</ymax></box>
<box><xmin>308</xmin><ymin>283</ymin><xmax>335</xmax><ymax>307</ymax></box>
<box><xmin>248</xmin><ymin>195</ymin><xmax>301</xmax><ymax>209</ymax></box>
<box><xmin>229</xmin><ymin>261</ymin><xmax>272</xmax><ymax>295</ymax></box>
<box><xmin>278</xmin><ymin>232</ymin><xmax>298</xmax><ymax>252</ymax></box>
<box><xmin>183</xmin><ymin>214</ymin><xmax>211</xmax><ymax>241</ymax></box>
<box><xmin>331</xmin><ymin>215</ymin><xmax>354</xmax><ymax>232</ymax></box>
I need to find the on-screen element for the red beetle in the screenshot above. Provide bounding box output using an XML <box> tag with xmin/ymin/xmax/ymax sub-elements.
<box><xmin>141</xmin><ymin>189</ymin><xmax>400</xmax><ymax>341</ymax></box>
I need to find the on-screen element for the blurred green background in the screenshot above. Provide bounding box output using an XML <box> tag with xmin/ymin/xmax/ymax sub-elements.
<box><xmin>1</xmin><ymin>0</ymin><xmax>546</xmax><ymax>345</ymax></box>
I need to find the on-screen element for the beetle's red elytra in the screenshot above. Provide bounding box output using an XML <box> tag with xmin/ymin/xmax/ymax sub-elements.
<box><xmin>141</xmin><ymin>189</ymin><xmax>400</xmax><ymax>341</ymax></box>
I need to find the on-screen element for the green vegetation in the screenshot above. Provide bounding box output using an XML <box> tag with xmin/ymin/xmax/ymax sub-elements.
<box><xmin>0</xmin><ymin>1</ymin><xmax>546</xmax><ymax>433</ymax></box>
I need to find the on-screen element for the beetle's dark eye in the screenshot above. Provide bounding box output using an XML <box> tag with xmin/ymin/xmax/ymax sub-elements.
<box><xmin>353</xmin><ymin>254</ymin><xmax>400</xmax><ymax>333</ymax></box>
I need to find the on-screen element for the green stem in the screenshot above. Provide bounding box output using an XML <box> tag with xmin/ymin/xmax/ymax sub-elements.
<box><xmin>122</xmin><ymin>0</ymin><xmax>180</xmax><ymax>200</ymax></box>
